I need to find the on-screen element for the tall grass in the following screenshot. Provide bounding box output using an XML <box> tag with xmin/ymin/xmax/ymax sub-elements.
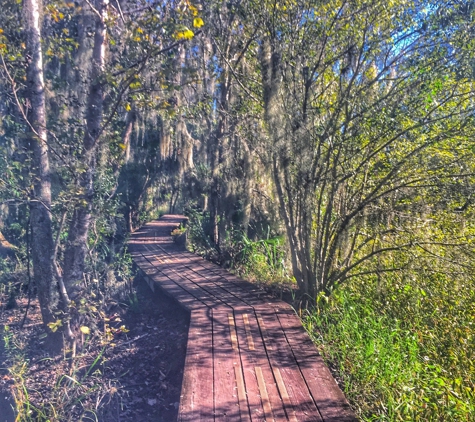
<box><xmin>232</xmin><ymin>231</ymin><xmax>291</xmax><ymax>286</ymax></box>
<box><xmin>303</xmin><ymin>277</ymin><xmax>475</xmax><ymax>421</ymax></box>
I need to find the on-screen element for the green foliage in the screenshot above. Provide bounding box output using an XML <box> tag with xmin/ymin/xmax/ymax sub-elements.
<box><xmin>184</xmin><ymin>208</ymin><xmax>217</xmax><ymax>257</ymax></box>
<box><xmin>185</xmin><ymin>206</ymin><xmax>293</xmax><ymax>287</ymax></box>
<box><xmin>124</xmin><ymin>292</ymin><xmax>141</xmax><ymax>314</ymax></box>
<box><xmin>303</xmin><ymin>272</ymin><xmax>475</xmax><ymax>421</ymax></box>
<box><xmin>233</xmin><ymin>231</ymin><xmax>291</xmax><ymax>286</ymax></box>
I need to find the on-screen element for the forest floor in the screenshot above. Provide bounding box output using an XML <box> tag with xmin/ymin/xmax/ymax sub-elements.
<box><xmin>0</xmin><ymin>276</ymin><xmax>189</xmax><ymax>422</ymax></box>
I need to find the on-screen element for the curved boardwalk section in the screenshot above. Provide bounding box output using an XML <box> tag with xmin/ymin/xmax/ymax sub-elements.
<box><xmin>128</xmin><ymin>215</ymin><xmax>357</xmax><ymax>422</ymax></box>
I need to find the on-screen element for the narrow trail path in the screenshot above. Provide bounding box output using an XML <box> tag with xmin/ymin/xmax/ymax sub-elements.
<box><xmin>128</xmin><ymin>215</ymin><xmax>356</xmax><ymax>422</ymax></box>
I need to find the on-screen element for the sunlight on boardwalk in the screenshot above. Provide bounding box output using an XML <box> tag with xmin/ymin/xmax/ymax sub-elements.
<box><xmin>128</xmin><ymin>215</ymin><xmax>357</xmax><ymax>422</ymax></box>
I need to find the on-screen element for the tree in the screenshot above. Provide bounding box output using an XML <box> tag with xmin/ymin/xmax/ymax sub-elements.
<box><xmin>23</xmin><ymin>0</ymin><xmax>62</xmax><ymax>350</ymax></box>
<box><xmin>252</xmin><ymin>0</ymin><xmax>475</xmax><ymax>297</ymax></box>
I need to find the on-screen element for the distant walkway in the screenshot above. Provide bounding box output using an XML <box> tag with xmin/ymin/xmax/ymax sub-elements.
<box><xmin>128</xmin><ymin>215</ymin><xmax>356</xmax><ymax>422</ymax></box>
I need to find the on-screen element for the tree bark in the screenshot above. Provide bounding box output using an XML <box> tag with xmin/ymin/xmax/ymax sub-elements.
<box><xmin>24</xmin><ymin>0</ymin><xmax>62</xmax><ymax>353</ymax></box>
<box><xmin>62</xmin><ymin>0</ymin><xmax>109</xmax><ymax>347</ymax></box>
<box><xmin>260</xmin><ymin>37</ymin><xmax>313</xmax><ymax>297</ymax></box>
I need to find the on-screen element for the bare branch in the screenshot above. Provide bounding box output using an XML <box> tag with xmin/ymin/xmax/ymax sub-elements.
<box><xmin>212</xmin><ymin>36</ymin><xmax>260</xmax><ymax>103</ymax></box>
<box><xmin>113</xmin><ymin>0</ymin><xmax>126</xmax><ymax>24</ymax></box>
<box><xmin>84</xmin><ymin>0</ymin><xmax>102</xmax><ymax>19</ymax></box>
<box><xmin>1</xmin><ymin>54</ymin><xmax>78</xmax><ymax>180</ymax></box>
<box><xmin>122</xmin><ymin>1</ymin><xmax>160</xmax><ymax>15</ymax></box>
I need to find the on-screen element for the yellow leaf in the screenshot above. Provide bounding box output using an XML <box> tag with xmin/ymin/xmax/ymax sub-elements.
<box><xmin>193</xmin><ymin>17</ymin><xmax>204</xmax><ymax>28</ymax></box>
<box><xmin>189</xmin><ymin>4</ymin><xmax>199</xmax><ymax>16</ymax></box>
<box><xmin>183</xmin><ymin>29</ymin><xmax>194</xmax><ymax>39</ymax></box>
<box><xmin>47</xmin><ymin>319</ymin><xmax>63</xmax><ymax>333</ymax></box>
<box><xmin>80</xmin><ymin>326</ymin><xmax>90</xmax><ymax>335</ymax></box>
<box><xmin>119</xmin><ymin>143</ymin><xmax>126</xmax><ymax>150</ymax></box>
<box><xmin>174</xmin><ymin>27</ymin><xmax>194</xmax><ymax>40</ymax></box>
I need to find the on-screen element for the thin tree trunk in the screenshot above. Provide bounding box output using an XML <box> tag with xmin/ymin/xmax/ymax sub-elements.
<box><xmin>260</xmin><ymin>38</ymin><xmax>312</xmax><ymax>297</ymax></box>
<box><xmin>62</xmin><ymin>0</ymin><xmax>108</xmax><ymax>348</ymax></box>
<box><xmin>24</xmin><ymin>0</ymin><xmax>62</xmax><ymax>352</ymax></box>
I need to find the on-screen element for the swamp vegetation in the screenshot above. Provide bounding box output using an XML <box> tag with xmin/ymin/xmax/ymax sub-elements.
<box><xmin>0</xmin><ymin>0</ymin><xmax>474</xmax><ymax>420</ymax></box>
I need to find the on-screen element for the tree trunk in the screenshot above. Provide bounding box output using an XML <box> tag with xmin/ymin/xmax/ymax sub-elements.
<box><xmin>62</xmin><ymin>0</ymin><xmax>108</xmax><ymax>348</ymax></box>
<box><xmin>24</xmin><ymin>0</ymin><xmax>62</xmax><ymax>353</ymax></box>
<box><xmin>260</xmin><ymin>38</ymin><xmax>312</xmax><ymax>297</ymax></box>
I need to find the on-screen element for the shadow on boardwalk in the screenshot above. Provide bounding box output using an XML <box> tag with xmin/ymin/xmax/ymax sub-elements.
<box><xmin>129</xmin><ymin>215</ymin><xmax>357</xmax><ymax>422</ymax></box>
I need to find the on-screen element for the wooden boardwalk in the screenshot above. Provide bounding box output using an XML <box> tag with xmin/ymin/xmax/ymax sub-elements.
<box><xmin>128</xmin><ymin>215</ymin><xmax>357</xmax><ymax>422</ymax></box>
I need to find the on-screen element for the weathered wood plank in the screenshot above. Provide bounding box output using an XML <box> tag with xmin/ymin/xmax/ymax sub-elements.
<box><xmin>258</xmin><ymin>311</ymin><xmax>324</xmax><ymax>422</ymax></box>
<box><xmin>276</xmin><ymin>311</ymin><xmax>357</xmax><ymax>422</ymax></box>
<box><xmin>154</xmin><ymin>245</ymin><xmax>263</xmax><ymax>309</ymax></box>
<box><xmin>234</xmin><ymin>311</ymin><xmax>283</xmax><ymax>421</ymax></box>
<box><xmin>143</xmin><ymin>246</ymin><xmax>217</xmax><ymax>308</ymax></box>
<box><xmin>148</xmin><ymin>271</ymin><xmax>200</xmax><ymax>311</ymax></box>
<box><xmin>179</xmin><ymin>309</ymin><xmax>214</xmax><ymax>421</ymax></box>
<box><xmin>153</xmin><ymin>247</ymin><xmax>251</xmax><ymax>311</ymax></box>
<box><xmin>213</xmin><ymin>310</ymin><xmax>248</xmax><ymax>422</ymax></box>
<box><xmin>255</xmin><ymin>366</ymin><xmax>273</xmax><ymax>421</ymax></box>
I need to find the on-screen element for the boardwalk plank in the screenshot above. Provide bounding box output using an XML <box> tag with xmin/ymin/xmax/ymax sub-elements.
<box><xmin>276</xmin><ymin>311</ymin><xmax>357</xmax><ymax>422</ymax></box>
<box><xmin>213</xmin><ymin>310</ymin><xmax>249</xmax><ymax>422</ymax></box>
<box><xmin>151</xmin><ymin>248</ymin><xmax>250</xmax><ymax>311</ymax></box>
<box><xmin>154</xmin><ymin>245</ymin><xmax>264</xmax><ymax>308</ymax></box>
<box><xmin>143</xmin><ymin>246</ymin><xmax>217</xmax><ymax>308</ymax></box>
<box><xmin>234</xmin><ymin>310</ymin><xmax>287</xmax><ymax>421</ymax></box>
<box><xmin>148</xmin><ymin>271</ymin><xmax>200</xmax><ymax>311</ymax></box>
<box><xmin>179</xmin><ymin>309</ymin><xmax>214</xmax><ymax>421</ymax></box>
<box><xmin>258</xmin><ymin>311</ymin><xmax>323</xmax><ymax>422</ymax></box>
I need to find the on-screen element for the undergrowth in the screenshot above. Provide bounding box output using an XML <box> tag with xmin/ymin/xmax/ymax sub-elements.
<box><xmin>184</xmin><ymin>208</ymin><xmax>293</xmax><ymax>289</ymax></box>
<box><xmin>2</xmin><ymin>324</ymin><xmax>119</xmax><ymax>421</ymax></box>
<box><xmin>303</xmin><ymin>277</ymin><xmax>475</xmax><ymax>421</ymax></box>
<box><xmin>0</xmin><ymin>224</ymin><xmax>134</xmax><ymax>420</ymax></box>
